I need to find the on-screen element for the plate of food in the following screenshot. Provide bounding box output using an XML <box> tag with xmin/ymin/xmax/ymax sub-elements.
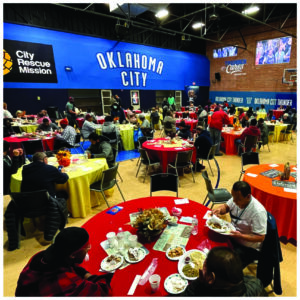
<box><xmin>178</xmin><ymin>249</ymin><xmax>206</xmax><ymax>280</ymax></box>
<box><xmin>166</xmin><ymin>245</ymin><xmax>186</xmax><ymax>261</ymax></box>
<box><xmin>100</xmin><ymin>254</ymin><xmax>123</xmax><ymax>272</ymax></box>
<box><xmin>124</xmin><ymin>247</ymin><xmax>146</xmax><ymax>263</ymax></box>
<box><xmin>206</xmin><ymin>215</ymin><xmax>235</xmax><ymax>235</ymax></box>
<box><xmin>164</xmin><ymin>273</ymin><xmax>188</xmax><ymax>294</ymax></box>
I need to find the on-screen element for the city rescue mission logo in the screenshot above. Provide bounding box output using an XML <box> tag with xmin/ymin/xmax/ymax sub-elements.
<box><xmin>3</xmin><ymin>39</ymin><xmax>57</xmax><ymax>83</ymax></box>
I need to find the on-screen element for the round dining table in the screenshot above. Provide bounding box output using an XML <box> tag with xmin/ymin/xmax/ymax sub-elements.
<box><xmin>243</xmin><ymin>164</ymin><xmax>297</xmax><ymax>243</ymax></box>
<box><xmin>10</xmin><ymin>156</ymin><xmax>111</xmax><ymax>218</ymax></box>
<box><xmin>80</xmin><ymin>196</ymin><xmax>231</xmax><ymax>297</ymax></box>
<box><xmin>265</xmin><ymin>121</ymin><xmax>288</xmax><ymax>142</ymax></box>
<box><xmin>256</xmin><ymin>112</ymin><xmax>267</xmax><ymax>120</ymax></box>
<box><xmin>4</xmin><ymin>135</ymin><xmax>55</xmax><ymax>156</ymax></box>
<box><xmin>96</xmin><ymin>124</ymin><xmax>135</xmax><ymax>151</ymax></box>
<box><xmin>76</xmin><ymin>116</ymin><xmax>105</xmax><ymax>128</ymax></box>
<box><xmin>12</xmin><ymin>123</ymin><xmax>39</xmax><ymax>133</ymax></box>
<box><xmin>175</xmin><ymin>119</ymin><xmax>198</xmax><ymax>131</ymax></box>
<box><xmin>175</xmin><ymin>111</ymin><xmax>197</xmax><ymax>120</ymax></box>
<box><xmin>142</xmin><ymin>138</ymin><xmax>197</xmax><ymax>173</ymax></box>
<box><xmin>221</xmin><ymin>127</ymin><xmax>244</xmax><ymax>155</ymax></box>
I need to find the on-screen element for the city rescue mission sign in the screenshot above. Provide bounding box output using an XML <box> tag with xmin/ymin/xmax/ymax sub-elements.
<box><xmin>3</xmin><ymin>39</ymin><xmax>57</xmax><ymax>83</ymax></box>
<box><xmin>96</xmin><ymin>51</ymin><xmax>164</xmax><ymax>87</ymax></box>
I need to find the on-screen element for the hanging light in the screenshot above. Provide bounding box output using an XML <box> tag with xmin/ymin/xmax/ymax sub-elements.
<box><xmin>155</xmin><ymin>9</ymin><xmax>169</xmax><ymax>19</ymax></box>
<box><xmin>192</xmin><ymin>22</ymin><xmax>205</xmax><ymax>29</ymax></box>
<box><xmin>242</xmin><ymin>6</ymin><xmax>260</xmax><ymax>15</ymax></box>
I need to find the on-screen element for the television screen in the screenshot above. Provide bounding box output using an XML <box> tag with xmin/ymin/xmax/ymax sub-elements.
<box><xmin>213</xmin><ymin>46</ymin><xmax>238</xmax><ymax>58</ymax></box>
<box><xmin>255</xmin><ymin>36</ymin><xmax>292</xmax><ymax>65</ymax></box>
<box><xmin>131</xmin><ymin>91</ymin><xmax>139</xmax><ymax>105</ymax></box>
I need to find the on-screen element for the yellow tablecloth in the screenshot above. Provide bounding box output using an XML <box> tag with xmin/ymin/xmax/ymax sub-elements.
<box><xmin>13</xmin><ymin>124</ymin><xmax>39</xmax><ymax>133</ymax></box>
<box><xmin>256</xmin><ymin>112</ymin><xmax>267</xmax><ymax>120</ymax></box>
<box><xmin>265</xmin><ymin>122</ymin><xmax>288</xmax><ymax>142</ymax></box>
<box><xmin>96</xmin><ymin>124</ymin><xmax>135</xmax><ymax>150</ymax></box>
<box><xmin>10</xmin><ymin>156</ymin><xmax>111</xmax><ymax>218</ymax></box>
<box><xmin>235</xmin><ymin>107</ymin><xmax>249</xmax><ymax>114</ymax></box>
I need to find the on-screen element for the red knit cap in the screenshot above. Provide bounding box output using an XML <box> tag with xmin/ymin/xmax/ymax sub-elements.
<box><xmin>60</xmin><ymin>118</ymin><xmax>69</xmax><ymax>125</ymax></box>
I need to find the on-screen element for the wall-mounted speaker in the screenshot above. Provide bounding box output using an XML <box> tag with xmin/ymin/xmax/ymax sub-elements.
<box><xmin>215</xmin><ymin>72</ymin><xmax>221</xmax><ymax>81</ymax></box>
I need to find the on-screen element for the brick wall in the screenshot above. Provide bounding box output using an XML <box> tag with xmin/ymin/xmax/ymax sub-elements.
<box><xmin>207</xmin><ymin>18</ymin><xmax>297</xmax><ymax>93</ymax></box>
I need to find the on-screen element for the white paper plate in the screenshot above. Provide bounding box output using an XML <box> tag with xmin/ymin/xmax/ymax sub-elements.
<box><xmin>206</xmin><ymin>218</ymin><xmax>235</xmax><ymax>235</ymax></box>
<box><xmin>100</xmin><ymin>254</ymin><xmax>123</xmax><ymax>272</ymax></box>
<box><xmin>164</xmin><ymin>273</ymin><xmax>188</xmax><ymax>294</ymax></box>
<box><xmin>124</xmin><ymin>247</ymin><xmax>146</xmax><ymax>264</ymax></box>
<box><xmin>166</xmin><ymin>245</ymin><xmax>186</xmax><ymax>261</ymax></box>
<box><xmin>178</xmin><ymin>249</ymin><xmax>206</xmax><ymax>280</ymax></box>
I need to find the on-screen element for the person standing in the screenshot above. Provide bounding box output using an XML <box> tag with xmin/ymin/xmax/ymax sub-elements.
<box><xmin>209</xmin><ymin>109</ymin><xmax>230</xmax><ymax>156</ymax></box>
<box><xmin>167</xmin><ymin>93</ymin><xmax>176</xmax><ymax>111</ymax></box>
<box><xmin>65</xmin><ymin>97</ymin><xmax>77</xmax><ymax>127</ymax></box>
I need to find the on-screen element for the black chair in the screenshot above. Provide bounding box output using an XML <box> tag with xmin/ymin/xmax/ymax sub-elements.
<box><xmin>12</xmin><ymin>126</ymin><xmax>22</xmax><ymax>134</ymax></box>
<box><xmin>280</xmin><ymin>124</ymin><xmax>294</xmax><ymax>143</ymax></box>
<box><xmin>21</xmin><ymin>140</ymin><xmax>44</xmax><ymax>160</ymax></box>
<box><xmin>47</xmin><ymin>106</ymin><xmax>60</xmax><ymax>121</ymax></box>
<box><xmin>5</xmin><ymin>190</ymin><xmax>67</xmax><ymax>250</ymax></box>
<box><xmin>136</xmin><ymin>148</ymin><xmax>160</xmax><ymax>183</ymax></box>
<box><xmin>150</xmin><ymin>173</ymin><xmax>178</xmax><ymax>197</ymax></box>
<box><xmin>112</xmin><ymin>147</ymin><xmax>123</xmax><ymax>182</ymax></box>
<box><xmin>167</xmin><ymin>150</ymin><xmax>195</xmax><ymax>187</ymax></box>
<box><xmin>239</xmin><ymin>152</ymin><xmax>260</xmax><ymax>180</ymax></box>
<box><xmin>136</xmin><ymin>136</ymin><xmax>149</xmax><ymax>166</ymax></box>
<box><xmin>238</xmin><ymin>135</ymin><xmax>258</xmax><ymax>154</ymax></box>
<box><xmin>201</xmin><ymin>170</ymin><xmax>232</xmax><ymax>208</ymax></box>
<box><xmin>198</xmin><ymin>144</ymin><xmax>217</xmax><ymax>176</ymax></box>
<box><xmin>267</xmin><ymin>125</ymin><xmax>275</xmax><ymax>143</ymax></box>
<box><xmin>68</xmin><ymin>133</ymin><xmax>83</xmax><ymax>153</ymax></box>
<box><xmin>102</xmin><ymin>129</ymin><xmax>122</xmax><ymax>151</ymax></box>
<box><xmin>89</xmin><ymin>163</ymin><xmax>125</xmax><ymax>208</ymax></box>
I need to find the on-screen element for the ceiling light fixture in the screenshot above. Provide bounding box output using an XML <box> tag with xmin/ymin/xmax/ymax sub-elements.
<box><xmin>242</xmin><ymin>6</ymin><xmax>260</xmax><ymax>15</ymax></box>
<box><xmin>192</xmin><ymin>22</ymin><xmax>205</xmax><ymax>29</ymax></box>
<box><xmin>155</xmin><ymin>9</ymin><xmax>169</xmax><ymax>19</ymax></box>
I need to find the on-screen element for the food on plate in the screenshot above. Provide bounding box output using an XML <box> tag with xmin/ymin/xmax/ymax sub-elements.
<box><xmin>106</xmin><ymin>255</ymin><xmax>121</xmax><ymax>265</ymax></box>
<box><xmin>190</xmin><ymin>251</ymin><xmax>206</xmax><ymax>270</ymax></box>
<box><xmin>182</xmin><ymin>264</ymin><xmax>199</xmax><ymax>278</ymax></box>
<box><xmin>168</xmin><ymin>246</ymin><xmax>184</xmax><ymax>258</ymax></box>
<box><xmin>207</xmin><ymin>220</ymin><xmax>233</xmax><ymax>233</ymax></box>
<box><xmin>210</xmin><ymin>222</ymin><xmax>222</xmax><ymax>229</ymax></box>
<box><xmin>128</xmin><ymin>248</ymin><xmax>139</xmax><ymax>261</ymax></box>
<box><xmin>167</xmin><ymin>275</ymin><xmax>187</xmax><ymax>293</ymax></box>
<box><xmin>184</xmin><ymin>256</ymin><xmax>191</xmax><ymax>264</ymax></box>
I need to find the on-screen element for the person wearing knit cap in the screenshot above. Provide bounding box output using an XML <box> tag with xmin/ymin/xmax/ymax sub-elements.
<box><xmin>176</xmin><ymin>120</ymin><xmax>191</xmax><ymax>139</ymax></box>
<box><xmin>3</xmin><ymin>141</ymin><xmax>23</xmax><ymax>195</ymax></box>
<box><xmin>65</xmin><ymin>96</ymin><xmax>77</xmax><ymax>127</ymax></box>
<box><xmin>54</xmin><ymin>118</ymin><xmax>76</xmax><ymax>150</ymax></box>
<box><xmin>15</xmin><ymin>227</ymin><xmax>113</xmax><ymax>296</ymax></box>
<box><xmin>81</xmin><ymin>114</ymin><xmax>102</xmax><ymax>139</ymax></box>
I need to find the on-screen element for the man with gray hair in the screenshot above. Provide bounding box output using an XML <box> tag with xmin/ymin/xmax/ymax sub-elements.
<box><xmin>21</xmin><ymin>152</ymin><xmax>69</xmax><ymax>199</ymax></box>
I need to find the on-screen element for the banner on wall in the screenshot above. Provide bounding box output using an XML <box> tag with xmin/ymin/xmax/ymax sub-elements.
<box><xmin>185</xmin><ymin>85</ymin><xmax>199</xmax><ymax>103</ymax></box>
<box><xmin>210</xmin><ymin>91</ymin><xmax>297</xmax><ymax>111</ymax></box>
<box><xmin>4</xmin><ymin>39</ymin><xmax>57</xmax><ymax>83</ymax></box>
<box><xmin>4</xmin><ymin>22</ymin><xmax>209</xmax><ymax>89</ymax></box>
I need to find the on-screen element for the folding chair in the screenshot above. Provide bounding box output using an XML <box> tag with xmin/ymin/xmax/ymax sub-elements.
<box><xmin>198</xmin><ymin>144</ymin><xmax>217</xmax><ymax>176</ymax></box>
<box><xmin>238</xmin><ymin>135</ymin><xmax>258</xmax><ymax>154</ymax></box>
<box><xmin>21</xmin><ymin>140</ymin><xmax>44</xmax><ymax>160</ymax></box>
<box><xmin>150</xmin><ymin>173</ymin><xmax>178</xmax><ymax>197</ymax></box>
<box><xmin>239</xmin><ymin>152</ymin><xmax>260</xmax><ymax>180</ymax></box>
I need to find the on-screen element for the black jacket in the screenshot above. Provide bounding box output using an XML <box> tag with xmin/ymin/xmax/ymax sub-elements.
<box><xmin>21</xmin><ymin>161</ymin><xmax>69</xmax><ymax>197</ymax></box>
<box><xmin>3</xmin><ymin>155</ymin><xmax>23</xmax><ymax>195</ymax></box>
<box><xmin>194</xmin><ymin>130</ymin><xmax>213</xmax><ymax>159</ymax></box>
<box><xmin>176</xmin><ymin>126</ymin><xmax>191</xmax><ymax>139</ymax></box>
<box><xmin>257</xmin><ymin>212</ymin><xmax>283</xmax><ymax>295</ymax></box>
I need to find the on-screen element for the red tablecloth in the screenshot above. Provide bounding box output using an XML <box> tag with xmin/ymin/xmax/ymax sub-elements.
<box><xmin>76</xmin><ymin>117</ymin><xmax>105</xmax><ymax>128</ymax></box>
<box><xmin>4</xmin><ymin>136</ymin><xmax>55</xmax><ymax>156</ymax></box>
<box><xmin>175</xmin><ymin>119</ymin><xmax>198</xmax><ymax>131</ymax></box>
<box><xmin>273</xmin><ymin>110</ymin><xmax>285</xmax><ymax>120</ymax></box>
<box><xmin>221</xmin><ymin>128</ymin><xmax>244</xmax><ymax>155</ymax></box>
<box><xmin>24</xmin><ymin>115</ymin><xmax>37</xmax><ymax>118</ymax></box>
<box><xmin>142</xmin><ymin>138</ymin><xmax>197</xmax><ymax>172</ymax></box>
<box><xmin>175</xmin><ymin>112</ymin><xmax>197</xmax><ymax>120</ymax></box>
<box><xmin>208</xmin><ymin>115</ymin><xmax>234</xmax><ymax>125</ymax></box>
<box><xmin>80</xmin><ymin>196</ymin><xmax>231</xmax><ymax>297</ymax></box>
<box><xmin>243</xmin><ymin>164</ymin><xmax>297</xmax><ymax>243</ymax></box>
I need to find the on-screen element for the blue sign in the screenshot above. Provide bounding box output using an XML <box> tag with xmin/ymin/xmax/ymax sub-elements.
<box><xmin>210</xmin><ymin>91</ymin><xmax>297</xmax><ymax>111</ymax></box>
<box><xmin>4</xmin><ymin>22</ymin><xmax>210</xmax><ymax>90</ymax></box>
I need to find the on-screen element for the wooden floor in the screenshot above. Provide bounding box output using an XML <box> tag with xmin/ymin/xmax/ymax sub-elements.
<box><xmin>3</xmin><ymin>132</ymin><xmax>297</xmax><ymax>297</ymax></box>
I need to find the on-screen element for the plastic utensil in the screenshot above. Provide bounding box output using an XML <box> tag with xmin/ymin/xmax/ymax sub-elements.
<box><xmin>138</xmin><ymin>258</ymin><xmax>158</xmax><ymax>285</ymax></box>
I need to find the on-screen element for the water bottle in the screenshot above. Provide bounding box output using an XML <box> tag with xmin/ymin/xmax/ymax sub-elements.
<box><xmin>84</xmin><ymin>151</ymin><xmax>88</xmax><ymax>160</ymax></box>
<box><xmin>191</xmin><ymin>215</ymin><xmax>198</xmax><ymax>235</ymax></box>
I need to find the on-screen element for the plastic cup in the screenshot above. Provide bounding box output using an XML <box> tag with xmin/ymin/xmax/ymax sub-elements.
<box><xmin>149</xmin><ymin>274</ymin><xmax>161</xmax><ymax>293</ymax></box>
<box><xmin>128</xmin><ymin>234</ymin><xmax>138</xmax><ymax>248</ymax></box>
<box><xmin>106</xmin><ymin>232</ymin><xmax>116</xmax><ymax>247</ymax></box>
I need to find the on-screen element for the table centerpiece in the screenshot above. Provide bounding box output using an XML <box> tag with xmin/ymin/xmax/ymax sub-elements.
<box><xmin>132</xmin><ymin>208</ymin><xmax>168</xmax><ymax>243</ymax></box>
<box><xmin>56</xmin><ymin>149</ymin><xmax>71</xmax><ymax>167</ymax></box>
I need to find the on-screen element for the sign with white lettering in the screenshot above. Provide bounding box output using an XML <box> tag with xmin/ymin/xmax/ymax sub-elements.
<box><xmin>225</xmin><ymin>59</ymin><xmax>247</xmax><ymax>76</ymax></box>
<box><xmin>4</xmin><ymin>39</ymin><xmax>57</xmax><ymax>83</ymax></box>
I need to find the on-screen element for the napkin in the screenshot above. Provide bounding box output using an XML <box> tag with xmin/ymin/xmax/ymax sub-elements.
<box><xmin>174</xmin><ymin>198</ymin><xmax>189</xmax><ymax>204</ymax></box>
<box><xmin>203</xmin><ymin>210</ymin><xmax>213</xmax><ymax>219</ymax></box>
<box><xmin>80</xmin><ymin>167</ymin><xmax>93</xmax><ymax>171</ymax></box>
<box><xmin>246</xmin><ymin>173</ymin><xmax>258</xmax><ymax>178</ymax></box>
<box><xmin>269</xmin><ymin>164</ymin><xmax>279</xmax><ymax>167</ymax></box>
<box><xmin>128</xmin><ymin>275</ymin><xmax>141</xmax><ymax>295</ymax></box>
<box><xmin>179</xmin><ymin>216</ymin><xmax>194</xmax><ymax>224</ymax></box>
<box><xmin>284</xmin><ymin>188</ymin><xmax>297</xmax><ymax>193</ymax></box>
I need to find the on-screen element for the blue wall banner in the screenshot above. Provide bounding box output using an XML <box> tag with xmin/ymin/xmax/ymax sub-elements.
<box><xmin>4</xmin><ymin>22</ymin><xmax>210</xmax><ymax>90</ymax></box>
<box><xmin>209</xmin><ymin>91</ymin><xmax>297</xmax><ymax>111</ymax></box>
